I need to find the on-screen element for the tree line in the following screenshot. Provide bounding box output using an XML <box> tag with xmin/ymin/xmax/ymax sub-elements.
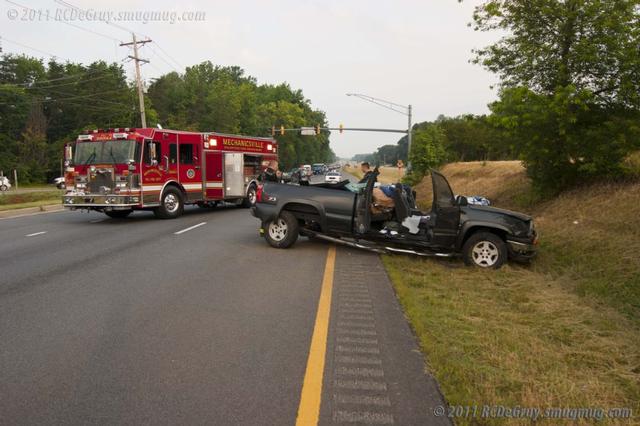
<box><xmin>358</xmin><ymin>0</ymin><xmax>640</xmax><ymax>194</ymax></box>
<box><xmin>0</xmin><ymin>56</ymin><xmax>334</xmax><ymax>183</ymax></box>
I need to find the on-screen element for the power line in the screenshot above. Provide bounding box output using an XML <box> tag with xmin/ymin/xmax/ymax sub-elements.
<box><xmin>44</xmin><ymin>99</ymin><xmax>134</xmax><ymax>112</ymax></box>
<box><xmin>23</xmin><ymin>74</ymin><xmax>113</xmax><ymax>90</ymax></box>
<box><xmin>1</xmin><ymin>36</ymin><xmax>65</xmax><ymax>60</ymax></box>
<box><xmin>54</xmin><ymin>0</ymin><xmax>148</xmax><ymax>38</ymax></box>
<box><xmin>5</xmin><ymin>0</ymin><xmax>122</xmax><ymax>43</ymax></box>
<box><xmin>53</xmin><ymin>0</ymin><xmax>183</xmax><ymax>75</ymax></box>
<box><xmin>151</xmin><ymin>42</ymin><xmax>182</xmax><ymax>71</ymax></box>
<box><xmin>0</xmin><ymin>91</ymin><xmax>133</xmax><ymax>106</ymax></box>
<box><xmin>37</xmin><ymin>89</ymin><xmax>132</xmax><ymax>103</ymax></box>
<box><xmin>146</xmin><ymin>44</ymin><xmax>179</xmax><ymax>73</ymax></box>
<box><xmin>0</xmin><ymin>67</ymin><xmax>122</xmax><ymax>87</ymax></box>
<box><xmin>30</xmin><ymin>83</ymin><xmax>132</xmax><ymax>102</ymax></box>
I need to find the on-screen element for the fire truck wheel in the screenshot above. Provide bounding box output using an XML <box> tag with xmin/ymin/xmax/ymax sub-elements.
<box><xmin>264</xmin><ymin>211</ymin><xmax>299</xmax><ymax>248</ymax></box>
<box><xmin>241</xmin><ymin>185</ymin><xmax>257</xmax><ymax>208</ymax></box>
<box><xmin>155</xmin><ymin>187</ymin><xmax>184</xmax><ymax>219</ymax></box>
<box><xmin>104</xmin><ymin>209</ymin><xmax>132</xmax><ymax>218</ymax></box>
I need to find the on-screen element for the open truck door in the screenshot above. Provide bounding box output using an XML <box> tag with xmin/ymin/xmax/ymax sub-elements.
<box><xmin>354</xmin><ymin>167</ymin><xmax>379</xmax><ymax>235</ymax></box>
<box><xmin>430</xmin><ymin>170</ymin><xmax>460</xmax><ymax>248</ymax></box>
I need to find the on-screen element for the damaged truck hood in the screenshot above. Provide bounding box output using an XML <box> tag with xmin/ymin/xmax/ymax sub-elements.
<box><xmin>466</xmin><ymin>205</ymin><xmax>532</xmax><ymax>222</ymax></box>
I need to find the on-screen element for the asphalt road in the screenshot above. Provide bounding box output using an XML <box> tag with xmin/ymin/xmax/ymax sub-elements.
<box><xmin>0</xmin><ymin>173</ymin><xmax>448</xmax><ymax>425</ymax></box>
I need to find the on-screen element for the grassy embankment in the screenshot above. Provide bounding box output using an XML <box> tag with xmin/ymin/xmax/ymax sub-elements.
<box><xmin>343</xmin><ymin>164</ymin><xmax>403</xmax><ymax>184</ymax></box>
<box><xmin>0</xmin><ymin>188</ymin><xmax>63</xmax><ymax>211</ymax></box>
<box><xmin>382</xmin><ymin>160</ymin><xmax>640</xmax><ymax>424</ymax></box>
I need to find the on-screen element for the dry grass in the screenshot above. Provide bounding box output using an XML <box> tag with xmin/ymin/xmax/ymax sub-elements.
<box><xmin>384</xmin><ymin>161</ymin><xmax>640</xmax><ymax>424</ymax></box>
<box><xmin>385</xmin><ymin>258</ymin><xmax>640</xmax><ymax>425</ymax></box>
<box><xmin>413</xmin><ymin>161</ymin><xmax>535</xmax><ymax>211</ymax></box>
<box><xmin>343</xmin><ymin>165</ymin><xmax>405</xmax><ymax>184</ymax></box>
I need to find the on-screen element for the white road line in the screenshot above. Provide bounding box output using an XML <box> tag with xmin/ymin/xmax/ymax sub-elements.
<box><xmin>174</xmin><ymin>222</ymin><xmax>207</xmax><ymax>235</ymax></box>
<box><xmin>25</xmin><ymin>231</ymin><xmax>47</xmax><ymax>237</ymax></box>
<box><xmin>90</xmin><ymin>219</ymin><xmax>106</xmax><ymax>223</ymax></box>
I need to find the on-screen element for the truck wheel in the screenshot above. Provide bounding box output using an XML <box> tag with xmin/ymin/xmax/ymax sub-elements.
<box><xmin>105</xmin><ymin>209</ymin><xmax>132</xmax><ymax>218</ymax></box>
<box><xmin>0</xmin><ymin>185</ymin><xmax>7</xmax><ymax>191</ymax></box>
<box><xmin>241</xmin><ymin>184</ymin><xmax>257</xmax><ymax>208</ymax></box>
<box><xmin>154</xmin><ymin>187</ymin><xmax>184</xmax><ymax>219</ymax></box>
<box><xmin>463</xmin><ymin>232</ymin><xmax>507</xmax><ymax>269</ymax></box>
<box><xmin>264</xmin><ymin>210</ymin><xmax>299</xmax><ymax>248</ymax></box>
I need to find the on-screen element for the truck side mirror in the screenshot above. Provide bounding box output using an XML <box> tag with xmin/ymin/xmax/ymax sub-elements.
<box><xmin>456</xmin><ymin>195</ymin><xmax>468</xmax><ymax>206</ymax></box>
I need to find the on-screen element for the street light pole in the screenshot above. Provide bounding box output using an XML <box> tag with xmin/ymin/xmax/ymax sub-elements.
<box><xmin>407</xmin><ymin>104</ymin><xmax>412</xmax><ymax>170</ymax></box>
<box><xmin>346</xmin><ymin>93</ymin><xmax>413</xmax><ymax>170</ymax></box>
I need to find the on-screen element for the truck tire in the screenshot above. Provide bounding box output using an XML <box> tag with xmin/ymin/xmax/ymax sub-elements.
<box><xmin>463</xmin><ymin>231</ymin><xmax>507</xmax><ymax>269</ymax></box>
<box><xmin>154</xmin><ymin>187</ymin><xmax>184</xmax><ymax>219</ymax></box>
<box><xmin>105</xmin><ymin>209</ymin><xmax>132</xmax><ymax>218</ymax></box>
<box><xmin>264</xmin><ymin>210</ymin><xmax>299</xmax><ymax>248</ymax></box>
<box><xmin>0</xmin><ymin>185</ymin><xmax>7</xmax><ymax>191</ymax></box>
<box><xmin>241</xmin><ymin>184</ymin><xmax>257</xmax><ymax>208</ymax></box>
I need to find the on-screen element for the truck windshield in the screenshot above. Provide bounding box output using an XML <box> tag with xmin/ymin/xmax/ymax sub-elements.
<box><xmin>74</xmin><ymin>140</ymin><xmax>137</xmax><ymax>165</ymax></box>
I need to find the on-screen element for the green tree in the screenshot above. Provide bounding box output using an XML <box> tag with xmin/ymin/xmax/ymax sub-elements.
<box><xmin>409</xmin><ymin>124</ymin><xmax>448</xmax><ymax>176</ymax></box>
<box><xmin>472</xmin><ymin>0</ymin><xmax>640</xmax><ymax>192</ymax></box>
<box><xmin>18</xmin><ymin>102</ymin><xmax>48</xmax><ymax>183</ymax></box>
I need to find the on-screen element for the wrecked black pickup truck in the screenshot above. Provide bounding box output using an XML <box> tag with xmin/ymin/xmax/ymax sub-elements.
<box><xmin>250</xmin><ymin>169</ymin><xmax>537</xmax><ymax>268</ymax></box>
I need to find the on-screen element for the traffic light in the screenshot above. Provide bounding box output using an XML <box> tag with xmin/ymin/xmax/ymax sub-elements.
<box><xmin>339</xmin><ymin>123</ymin><xmax>344</xmax><ymax>134</ymax></box>
<box><xmin>315</xmin><ymin>124</ymin><xmax>321</xmax><ymax>135</ymax></box>
<box><xmin>280</xmin><ymin>125</ymin><xmax>285</xmax><ymax>136</ymax></box>
<box><xmin>271</xmin><ymin>126</ymin><xmax>275</xmax><ymax>137</ymax></box>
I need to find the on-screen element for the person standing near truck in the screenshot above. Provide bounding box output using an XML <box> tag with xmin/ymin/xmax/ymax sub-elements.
<box><xmin>358</xmin><ymin>162</ymin><xmax>377</xmax><ymax>184</ymax></box>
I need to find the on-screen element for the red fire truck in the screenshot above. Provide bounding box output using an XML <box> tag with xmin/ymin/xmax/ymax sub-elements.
<box><xmin>62</xmin><ymin>128</ymin><xmax>278</xmax><ymax>219</ymax></box>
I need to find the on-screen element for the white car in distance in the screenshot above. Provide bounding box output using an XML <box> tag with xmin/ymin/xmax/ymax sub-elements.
<box><xmin>324</xmin><ymin>171</ymin><xmax>342</xmax><ymax>184</ymax></box>
<box><xmin>0</xmin><ymin>176</ymin><xmax>11</xmax><ymax>191</ymax></box>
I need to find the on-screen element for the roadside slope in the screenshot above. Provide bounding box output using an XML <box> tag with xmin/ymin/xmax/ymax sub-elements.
<box><xmin>384</xmin><ymin>161</ymin><xmax>640</xmax><ymax>424</ymax></box>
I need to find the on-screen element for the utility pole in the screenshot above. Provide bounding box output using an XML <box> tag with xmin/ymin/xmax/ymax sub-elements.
<box><xmin>407</xmin><ymin>104</ymin><xmax>412</xmax><ymax>170</ymax></box>
<box><xmin>120</xmin><ymin>33</ymin><xmax>151</xmax><ymax>128</ymax></box>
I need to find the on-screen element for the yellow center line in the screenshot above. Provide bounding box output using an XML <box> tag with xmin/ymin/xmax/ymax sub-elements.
<box><xmin>296</xmin><ymin>245</ymin><xmax>336</xmax><ymax>426</ymax></box>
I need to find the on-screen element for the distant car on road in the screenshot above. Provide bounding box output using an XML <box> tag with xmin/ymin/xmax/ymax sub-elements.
<box><xmin>53</xmin><ymin>177</ymin><xmax>66</xmax><ymax>189</ymax></box>
<box><xmin>0</xmin><ymin>176</ymin><xmax>11</xmax><ymax>191</ymax></box>
<box><xmin>324</xmin><ymin>171</ymin><xmax>341</xmax><ymax>184</ymax></box>
<box><xmin>312</xmin><ymin>163</ymin><xmax>326</xmax><ymax>175</ymax></box>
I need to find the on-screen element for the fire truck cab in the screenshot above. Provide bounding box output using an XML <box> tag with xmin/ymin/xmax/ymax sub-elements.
<box><xmin>62</xmin><ymin>128</ymin><xmax>278</xmax><ymax>219</ymax></box>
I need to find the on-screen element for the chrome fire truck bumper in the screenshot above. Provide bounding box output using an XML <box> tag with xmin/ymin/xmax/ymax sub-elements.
<box><xmin>62</xmin><ymin>194</ymin><xmax>141</xmax><ymax>209</ymax></box>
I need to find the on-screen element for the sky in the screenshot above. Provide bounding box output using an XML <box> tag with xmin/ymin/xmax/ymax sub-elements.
<box><xmin>1</xmin><ymin>0</ymin><xmax>501</xmax><ymax>158</ymax></box>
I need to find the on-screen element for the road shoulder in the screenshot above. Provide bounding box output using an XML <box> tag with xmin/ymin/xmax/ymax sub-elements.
<box><xmin>319</xmin><ymin>247</ymin><xmax>450</xmax><ymax>425</ymax></box>
<box><xmin>0</xmin><ymin>204</ymin><xmax>63</xmax><ymax>219</ymax></box>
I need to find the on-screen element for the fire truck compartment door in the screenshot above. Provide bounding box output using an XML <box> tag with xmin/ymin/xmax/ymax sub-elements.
<box><xmin>224</xmin><ymin>153</ymin><xmax>245</xmax><ymax>197</ymax></box>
